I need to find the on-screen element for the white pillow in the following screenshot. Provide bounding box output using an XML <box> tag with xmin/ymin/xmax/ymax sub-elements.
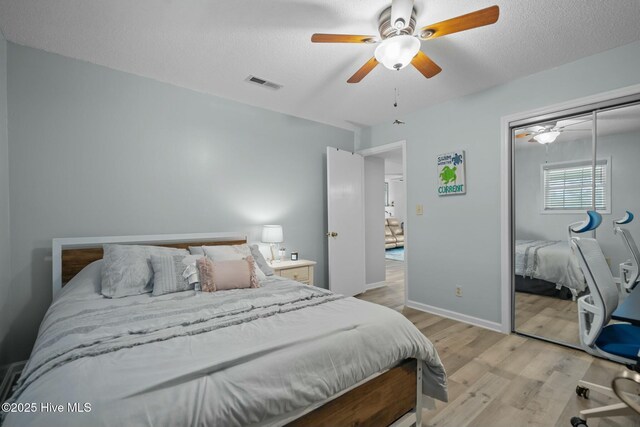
<box><xmin>202</xmin><ymin>244</ymin><xmax>267</xmax><ymax>281</ymax></box>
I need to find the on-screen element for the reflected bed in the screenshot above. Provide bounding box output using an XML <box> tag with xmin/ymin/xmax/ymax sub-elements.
<box><xmin>515</xmin><ymin>239</ymin><xmax>586</xmax><ymax>297</ymax></box>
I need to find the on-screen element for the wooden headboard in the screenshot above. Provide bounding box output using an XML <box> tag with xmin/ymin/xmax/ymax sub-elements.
<box><xmin>52</xmin><ymin>232</ymin><xmax>247</xmax><ymax>296</ymax></box>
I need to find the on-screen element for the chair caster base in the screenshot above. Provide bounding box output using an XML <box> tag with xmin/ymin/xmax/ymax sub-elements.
<box><xmin>576</xmin><ymin>385</ymin><xmax>590</xmax><ymax>399</ymax></box>
<box><xmin>570</xmin><ymin>416</ymin><xmax>588</xmax><ymax>426</ymax></box>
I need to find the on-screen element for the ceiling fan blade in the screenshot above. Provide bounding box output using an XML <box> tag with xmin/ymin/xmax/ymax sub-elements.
<box><xmin>347</xmin><ymin>57</ymin><xmax>379</xmax><ymax>83</ymax></box>
<box><xmin>391</xmin><ymin>0</ymin><xmax>415</xmax><ymax>30</ymax></box>
<box><xmin>311</xmin><ymin>33</ymin><xmax>377</xmax><ymax>43</ymax></box>
<box><xmin>556</xmin><ymin>119</ymin><xmax>592</xmax><ymax>129</ymax></box>
<box><xmin>411</xmin><ymin>51</ymin><xmax>442</xmax><ymax>78</ymax></box>
<box><xmin>418</xmin><ymin>5</ymin><xmax>499</xmax><ymax>40</ymax></box>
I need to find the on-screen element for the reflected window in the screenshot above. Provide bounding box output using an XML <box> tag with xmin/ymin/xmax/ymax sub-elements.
<box><xmin>542</xmin><ymin>159</ymin><xmax>610</xmax><ymax>213</ymax></box>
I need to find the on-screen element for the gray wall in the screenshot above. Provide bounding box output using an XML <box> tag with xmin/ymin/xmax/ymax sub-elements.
<box><xmin>515</xmin><ymin>131</ymin><xmax>640</xmax><ymax>275</ymax></box>
<box><xmin>357</xmin><ymin>40</ymin><xmax>640</xmax><ymax>325</ymax></box>
<box><xmin>0</xmin><ymin>32</ymin><xmax>11</xmax><ymax>363</ymax></box>
<box><xmin>364</xmin><ymin>156</ymin><xmax>385</xmax><ymax>286</ymax></box>
<box><xmin>3</xmin><ymin>43</ymin><xmax>354</xmax><ymax>363</ymax></box>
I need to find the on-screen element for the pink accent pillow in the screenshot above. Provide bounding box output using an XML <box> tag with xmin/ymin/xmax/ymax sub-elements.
<box><xmin>197</xmin><ymin>256</ymin><xmax>259</xmax><ymax>292</ymax></box>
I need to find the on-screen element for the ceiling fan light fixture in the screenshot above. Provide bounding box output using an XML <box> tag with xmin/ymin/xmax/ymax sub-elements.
<box><xmin>534</xmin><ymin>131</ymin><xmax>561</xmax><ymax>144</ymax></box>
<box><xmin>374</xmin><ymin>35</ymin><xmax>420</xmax><ymax>70</ymax></box>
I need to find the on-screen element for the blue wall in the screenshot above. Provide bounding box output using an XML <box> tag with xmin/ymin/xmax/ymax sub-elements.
<box><xmin>357</xmin><ymin>40</ymin><xmax>640</xmax><ymax>326</ymax></box>
<box><xmin>2</xmin><ymin>43</ymin><xmax>354</xmax><ymax>363</ymax></box>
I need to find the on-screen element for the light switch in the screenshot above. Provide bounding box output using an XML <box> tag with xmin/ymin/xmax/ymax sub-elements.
<box><xmin>416</xmin><ymin>204</ymin><xmax>424</xmax><ymax>215</ymax></box>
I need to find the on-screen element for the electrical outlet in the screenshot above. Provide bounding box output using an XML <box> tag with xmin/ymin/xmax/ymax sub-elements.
<box><xmin>455</xmin><ymin>286</ymin><xmax>463</xmax><ymax>297</ymax></box>
<box><xmin>416</xmin><ymin>204</ymin><xmax>424</xmax><ymax>215</ymax></box>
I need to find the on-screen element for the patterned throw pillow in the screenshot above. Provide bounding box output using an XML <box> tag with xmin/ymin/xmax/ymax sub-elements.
<box><xmin>101</xmin><ymin>244</ymin><xmax>189</xmax><ymax>298</ymax></box>
<box><xmin>150</xmin><ymin>254</ymin><xmax>202</xmax><ymax>296</ymax></box>
<box><xmin>197</xmin><ymin>256</ymin><xmax>259</xmax><ymax>292</ymax></box>
<box><xmin>250</xmin><ymin>244</ymin><xmax>274</xmax><ymax>276</ymax></box>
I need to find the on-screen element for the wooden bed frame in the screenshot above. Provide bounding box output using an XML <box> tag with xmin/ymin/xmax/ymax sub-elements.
<box><xmin>51</xmin><ymin>232</ymin><xmax>424</xmax><ymax>427</ymax></box>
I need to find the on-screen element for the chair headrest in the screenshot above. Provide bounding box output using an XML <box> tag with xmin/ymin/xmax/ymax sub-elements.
<box><xmin>570</xmin><ymin>210</ymin><xmax>602</xmax><ymax>234</ymax></box>
<box><xmin>614</xmin><ymin>211</ymin><xmax>634</xmax><ymax>225</ymax></box>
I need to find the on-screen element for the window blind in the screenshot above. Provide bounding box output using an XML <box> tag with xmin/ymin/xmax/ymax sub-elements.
<box><xmin>543</xmin><ymin>161</ymin><xmax>607</xmax><ymax>211</ymax></box>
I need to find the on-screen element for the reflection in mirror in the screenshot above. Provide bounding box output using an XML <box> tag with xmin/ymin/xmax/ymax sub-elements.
<box><xmin>595</xmin><ymin>103</ymin><xmax>640</xmax><ymax>299</ymax></box>
<box><xmin>513</xmin><ymin>114</ymin><xmax>594</xmax><ymax>348</ymax></box>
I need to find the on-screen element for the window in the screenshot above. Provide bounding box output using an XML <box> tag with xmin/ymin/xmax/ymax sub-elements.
<box><xmin>541</xmin><ymin>159</ymin><xmax>610</xmax><ymax>213</ymax></box>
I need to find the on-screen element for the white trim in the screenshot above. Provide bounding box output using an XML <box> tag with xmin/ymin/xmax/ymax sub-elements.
<box><xmin>359</xmin><ymin>140</ymin><xmax>408</xmax><ymax>306</ymax></box>
<box><xmin>52</xmin><ymin>231</ymin><xmax>247</xmax><ymax>297</ymax></box>
<box><xmin>365</xmin><ymin>281</ymin><xmax>386</xmax><ymax>291</ymax></box>
<box><xmin>358</xmin><ymin>140</ymin><xmax>406</xmax><ymax>157</ymax></box>
<box><xmin>406</xmin><ymin>300</ymin><xmax>503</xmax><ymax>333</ymax></box>
<box><xmin>500</xmin><ymin>83</ymin><xmax>640</xmax><ymax>335</ymax></box>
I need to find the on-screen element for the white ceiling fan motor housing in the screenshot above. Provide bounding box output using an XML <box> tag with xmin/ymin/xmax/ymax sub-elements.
<box><xmin>391</xmin><ymin>0</ymin><xmax>415</xmax><ymax>30</ymax></box>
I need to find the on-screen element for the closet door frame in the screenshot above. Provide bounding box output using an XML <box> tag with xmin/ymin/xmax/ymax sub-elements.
<box><xmin>499</xmin><ymin>84</ymin><xmax>640</xmax><ymax>335</ymax></box>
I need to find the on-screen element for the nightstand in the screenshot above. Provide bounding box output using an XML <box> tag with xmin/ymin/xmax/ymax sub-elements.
<box><xmin>268</xmin><ymin>259</ymin><xmax>316</xmax><ymax>285</ymax></box>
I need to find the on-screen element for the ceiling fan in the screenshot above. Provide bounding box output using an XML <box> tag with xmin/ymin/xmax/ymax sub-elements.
<box><xmin>516</xmin><ymin>120</ymin><xmax>591</xmax><ymax>144</ymax></box>
<box><xmin>311</xmin><ymin>0</ymin><xmax>500</xmax><ymax>83</ymax></box>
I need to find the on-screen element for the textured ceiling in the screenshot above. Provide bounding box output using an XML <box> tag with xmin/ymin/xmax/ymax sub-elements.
<box><xmin>1</xmin><ymin>0</ymin><xmax>639</xmax><ymax>130</ymax></box>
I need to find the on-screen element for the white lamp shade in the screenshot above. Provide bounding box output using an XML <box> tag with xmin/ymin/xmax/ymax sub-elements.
<box><xmin>534</xmin><ymin>131</ymin><xmax>561</xmax><ymax>144</ymax></box>
<box><xmin>374</xmin><ymin>35</ymin><xmax>421</xmax><ymax>70</ymax></box>
<box><xmin>261</xmin><ymin>225</ymin><xmax>283</xmax><ymax>243</ymax></box>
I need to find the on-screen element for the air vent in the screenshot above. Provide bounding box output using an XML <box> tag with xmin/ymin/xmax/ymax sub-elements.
<box><xmin>245</xmin><ymin>75</ymin><xmax>282</xmax><ymax>90</ymax></box>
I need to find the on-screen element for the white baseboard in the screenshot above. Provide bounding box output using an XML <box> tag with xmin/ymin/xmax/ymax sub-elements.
<box><xmin>365</xmin><ymin>281</ymin><xmax>386</xmax><ymax>291</ymax></box>
<box><xmin>406</xmin><ymin>300</ymin><xmax>504</xmax><ymax>333</ymax></box>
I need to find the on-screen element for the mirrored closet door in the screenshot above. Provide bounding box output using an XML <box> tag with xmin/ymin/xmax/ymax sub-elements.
<box><xmin>512</xmin><ymin>101</ymin><xmax>640</xmax><ymax>348</ymax></box>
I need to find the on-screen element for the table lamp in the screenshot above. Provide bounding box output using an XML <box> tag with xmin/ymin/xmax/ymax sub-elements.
<box><xmin>261</xmin><ymin>225</ymin><xmax>283</xmax><ymax>262</ymax></box>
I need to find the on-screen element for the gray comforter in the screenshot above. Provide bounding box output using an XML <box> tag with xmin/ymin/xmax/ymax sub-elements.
<box><xmin>3</xmin><ymin>267</ymin><xmax>447</xmax><ymax>427</ymax></box>
<box><xmin>515</xmin><ymin>239</ymin><xmax>586</xmax><ymax>293</ymax></box>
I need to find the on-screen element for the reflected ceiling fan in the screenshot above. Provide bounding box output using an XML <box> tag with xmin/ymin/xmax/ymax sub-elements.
<box><xmin>516</xmin><ymin>119</ymin><xmax>591</xmax><ymax>144</ymax></box>
<box><xmin>311</xmin><ymin>0</ymin><xmax>499</xmax><ymax>83</ymax></box>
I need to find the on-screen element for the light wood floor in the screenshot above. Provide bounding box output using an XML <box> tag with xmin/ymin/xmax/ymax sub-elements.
<box><xmin>515</xmin><ymin>291</ymin><xmax>581</xmax><ymax>347</ymax></box>
<box><xmin>356</xmin><ymin>260</ymin><xmax>640</xmax><ymax>427</ymax></box>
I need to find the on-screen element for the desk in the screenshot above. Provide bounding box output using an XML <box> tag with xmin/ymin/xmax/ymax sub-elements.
<box><xmin>612</xmin><ymin>285</ymin><xmax>640</xmax><ymax>326</ymax></box>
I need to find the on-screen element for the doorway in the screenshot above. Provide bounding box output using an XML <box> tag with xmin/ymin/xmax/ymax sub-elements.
<box><xmin>359</xmin><ymin>141</ymin><xmax>408</xmax><ymax>307</ymax></box>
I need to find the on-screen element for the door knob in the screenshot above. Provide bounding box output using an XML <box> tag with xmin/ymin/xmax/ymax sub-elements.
<box><xmin>326</xmin><ymin>232</ymin><xmax>338</xmax><ymax>237</ymax></box>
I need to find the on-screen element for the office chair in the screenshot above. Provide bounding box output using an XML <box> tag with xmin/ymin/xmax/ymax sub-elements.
<box><xmin>568</xmin><ymin>211</ymin><xmax>640</xmax><ymax>426</ymax></box>
<box><xmin>613</xmin><ymin>211</ymin><xmax>639</xmax><ymax>291</ymax></box>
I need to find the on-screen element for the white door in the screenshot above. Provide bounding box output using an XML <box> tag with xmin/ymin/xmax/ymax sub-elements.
<box><xmin>327</xmin><ymin>147</ymin><xmax>366</xmax><ymax>296</ymax></box>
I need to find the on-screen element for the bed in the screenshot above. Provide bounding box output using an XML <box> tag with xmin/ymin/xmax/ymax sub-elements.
<box><xmin>515</xmin><ymin>239</ymin><xmax>586</xmax><ymax>297</ymax></box>
<box><xmin>2</xmin><ymin>233</ymin><xmax>447</xmax><ymax>427</ymax></box>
